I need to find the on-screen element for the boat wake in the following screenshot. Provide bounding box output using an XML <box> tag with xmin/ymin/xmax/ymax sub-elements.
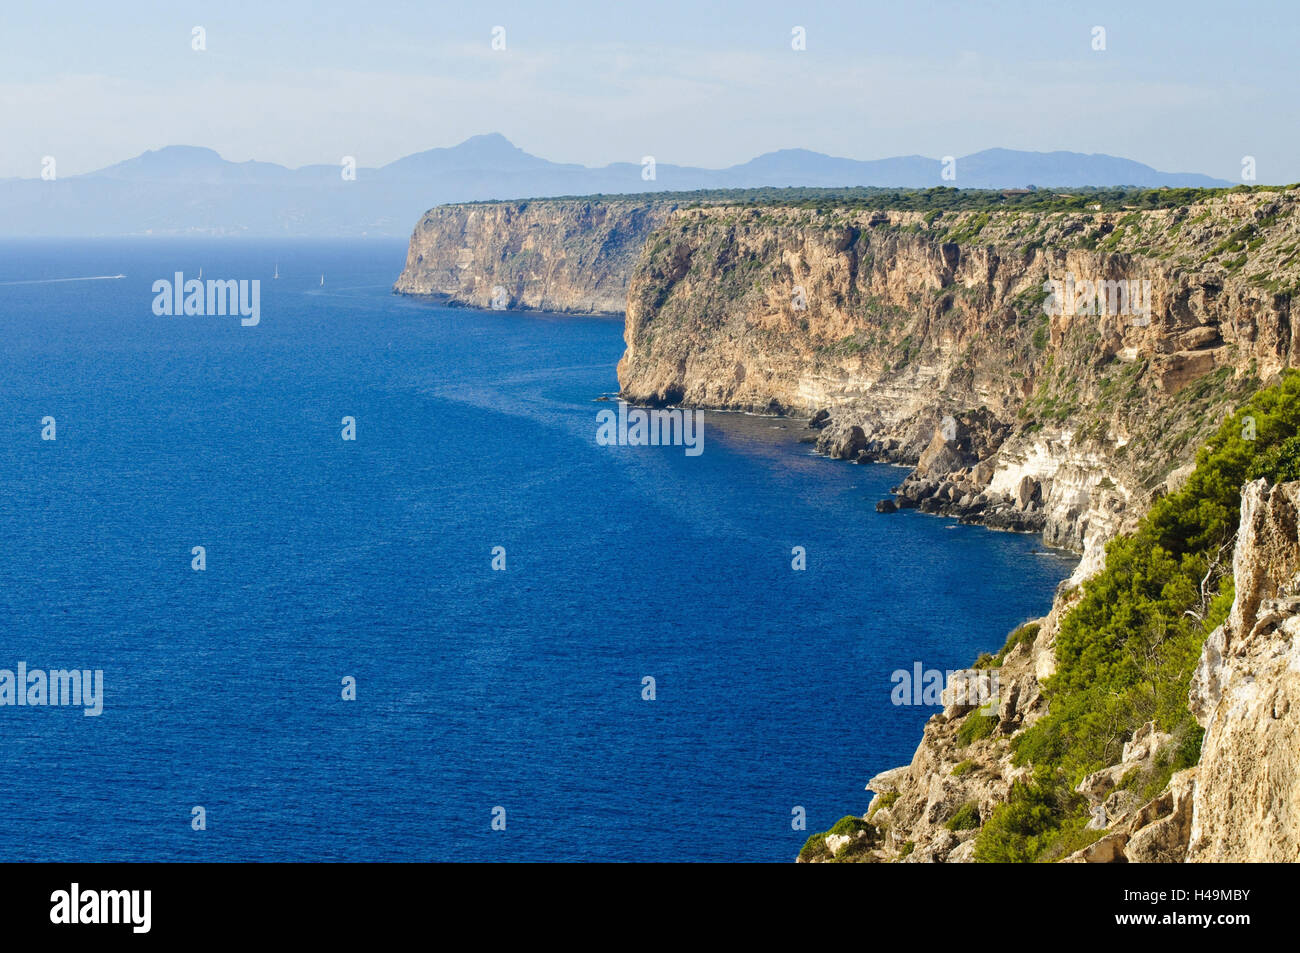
<box><xmin>0</xmin><ymin>274</ymin><xmax>126</xmax><ymax>286</ymax></box>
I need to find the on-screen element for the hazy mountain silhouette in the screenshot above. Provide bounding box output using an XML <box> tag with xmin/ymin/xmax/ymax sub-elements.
<box><xmin>0</xmin><ymin>133</ymin><xmax>1232</xmax><ymax>237</ymax></box>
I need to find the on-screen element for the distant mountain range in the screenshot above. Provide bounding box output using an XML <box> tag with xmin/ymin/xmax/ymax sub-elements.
<box><xmin>0</xmin><ymin>134</ymin><xmax>1233</xmax><ymax>237</ymax></box>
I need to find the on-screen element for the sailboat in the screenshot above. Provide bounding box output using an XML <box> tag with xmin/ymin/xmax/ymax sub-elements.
<box><xmin>319</xmin><ymin>274</ymin><xmax>324</xmax><ymax>287</ymax></box>
<box><xmin>273</xmin><ymin>263</ymin><xmax>279</xmax><ymax>280</ymax></box>
<box><xmin>198</xmin><ymin>266</ymin><xmax>203</xmax><ymax>279</ymax></box>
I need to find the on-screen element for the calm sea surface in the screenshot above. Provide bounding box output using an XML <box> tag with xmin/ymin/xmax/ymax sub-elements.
<box><xmin>0</xmin><ymin>239</ymin><xmax>1073</xmax><ymax>860</ymax></box>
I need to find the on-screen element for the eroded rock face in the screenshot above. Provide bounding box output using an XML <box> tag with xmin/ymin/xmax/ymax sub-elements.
<box><xmin>1075</xmin><ymin>721</ymin><xmax>1173</xmax><ymax>812</ymax></box>
<box><xmin>617</xmin><ymin>192</ymin><xmax>1300</xmax><ymax>568</ymax></box>
<box><xmin>1062</xmin><ymin>768</ymin><xmax>1198</xmax><ymax>864</ymax></box>
<box><xmin>1126</xmin><ymin>770</ymin><xmax>1197</xmax><ymax>863</ymax></box>
<box><xmin>399</xmin><ymin>191</ymin><xmax>1300</xmax><ymax>570</ymax></box>
<box><xmin>393</xmin><ymin>199</ymin><xmax>676</xmax><ymax>313</ymax></box>
<box><xmin>1186</xmin><ymin>479</ymin><xmax>1300</xmax><ymax>863</ymax></box>
<box><xmin>395</xmin><ymin>194</ymin><xmax>1300</xmax><ymax>864</ymax></box>
<box><xmin>860</xmin><ymin>479</ymin><xmax>1300</xmax><ymax>864</ymax></box>
<box><xmin>854</xmin><ymin>612</ymin><xmax>1064</xmax><ymax>863</ymax></box>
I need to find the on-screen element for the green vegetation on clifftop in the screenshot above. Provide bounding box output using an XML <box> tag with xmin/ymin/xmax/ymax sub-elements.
<box><xmin>455</xmin><ymin>183</ymin><xmax>1297</xmax><ymax>215</ymax></box>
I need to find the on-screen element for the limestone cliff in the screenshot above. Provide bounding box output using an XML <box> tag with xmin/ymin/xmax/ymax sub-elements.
<box><xmin>394</xmin><ymin>186</ymin><xmax>1300</xmax><ymax>863</ymax></box>
<box><xmin>801</xmin><ymin>476</ymin><xmax>1300</xmax><ymax>864</ymax></box>
<box><xmin>394</xmin><ymin>199</ymin><xmax>676</xmax><ymax>313</ymax></box>
<box><xmin>619</xmin><ymin>192</ymin><xmax>1300</xmax><ymax>575</ymax></box>
<box><xmin>1186</xmin><ymin>479</ymin><xmax>1300</xmax><ymax>862</ymax></box>
<box><xmin>608</xmin><ymin>191</ymin><xmax>1300</xmax><ymax>864</ymax></box>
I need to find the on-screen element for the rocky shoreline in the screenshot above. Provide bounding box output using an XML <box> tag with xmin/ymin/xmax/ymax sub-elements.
<box><xmin>396</xmin><ymin>186</ymin><xmax>1300</xmax><ymax>862</ymax></box>
<box><xmin>801</xmin><ymin>475</ymin><xmax>1300</xmax><ymax>864</ymax></box>
<box><xmin>610</xmin><ymin>191</ymin><xmax>1300</xmax><ymax>579</ymax></box>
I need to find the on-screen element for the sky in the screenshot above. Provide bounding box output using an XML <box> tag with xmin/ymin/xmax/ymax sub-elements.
<box><xmin>1</xmin><ymin>0</ymin><xmax>1296</xmax><ymax>182</ymax></box>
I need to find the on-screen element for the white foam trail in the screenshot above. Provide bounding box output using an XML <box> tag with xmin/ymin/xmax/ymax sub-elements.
<box><xmin>0</xmin><ymin>274</ymin><xmax>126</xmax><ymax>286</ymax></box>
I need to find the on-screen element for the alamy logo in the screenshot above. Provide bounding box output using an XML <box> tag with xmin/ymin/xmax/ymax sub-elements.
<box><xmin>1042</xmin><ymin>274</ymin><xmax>1152</xmax><ymax>325</ymax></box>
<box><xmin>50</xmin><ymin>883</ymin><xmax>150</xmax><ymax>933</ymax></box>
<box><xmin>596</xmin><ymin>401</ymin><xmax>703</xmax><ymax>456</ymax></box>
<box><xmin>152</xmin><ymin>272</ymin><xmax>260</xmax><ymax>326</ymax></box>
<box><xmin>940</xmin><ymin>414</ymin><xmax>958</xmax><ymax>443</ymax></box>
<box><xmin>0</xmin><ymin>662</ymin><xmax>103</xmax><ymax>716</ymax></box>
<box><xmin>890</xmin><ymin>663</ymin><xmax>998</xmax><ymax>711</ymax></box>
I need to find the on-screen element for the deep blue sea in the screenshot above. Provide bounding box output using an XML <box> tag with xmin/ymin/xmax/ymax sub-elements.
<box><xmin>0</xmin><ymin>239</ymin><xmax>1073</xmax><ymax>861</ymax></box>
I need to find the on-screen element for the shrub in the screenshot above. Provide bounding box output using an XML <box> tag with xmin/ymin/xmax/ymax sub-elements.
<box><xmin>827</xmin><ymin>815</ymin><xmax>871</xmax><ymax>837</ymax></box>
<box><xmin>868</xmin><ymin>791</ymin><xmax>900</xmax><ymax>819</ymax></box>
<box><xmin>974</xmin><ymin>769</ymin><xmax>1093</xmax><ymax>862</ymax></box>
<box><xmin>798</xmin><ymin>815</ymin><xmax>879</xmax><ymax>862</ymax></box>
<box><xmin>1032</xmin><ymin>320</ymin><xmax>1049</xmax><ymax>350</ymax></box>
<box><xmin>956</xmin><ymin>708</ymin><xmax>997</xmax><ymax>746</ymax></box>
<box><xmin>798</xmin><ymin>832</ymin><xmax>830</xmax><ymax>862</ymax></box>
<box><xmin>945</xmin><ymin>801</ymin><xmax>982</xmax><ymax>831</ymax></box>
<box><xmin>976</xmin><ymin>622</ymin><xmax>1041</xmax><ymax>669</ymax></box>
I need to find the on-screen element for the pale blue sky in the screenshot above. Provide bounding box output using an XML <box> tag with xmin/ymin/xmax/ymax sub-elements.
<box><xmin>1</xmin><ymin>0</ymin><xmax>1295</xmax><ymax>181</ymax></box>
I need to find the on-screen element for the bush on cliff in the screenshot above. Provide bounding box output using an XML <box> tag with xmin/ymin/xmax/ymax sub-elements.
<box><xmin>798</xmin><ymin>815</ymin><xmax>878</xmax><ymax>863</ymax></box>
<box><xmin>976</xmin><ymin>370</ymin><xmax>1300</xmax><ymax>861</ymax></box>
<box><xmin>956</xmin><ymin>707</ymin><xmax>997</xmax><ymax>746</ymax></box>
<box><xmin>945</xmin><ymin>801</ymin><xmax>982</xmax><ymax>831</ymax></box>
<box><xmin>975</xmin><ymin>622</ymin><xmax>1040</xmax><ymax>669</ymax></box>
<box><xmin>973</xmin><ymin>768</ymin><xmax>1098</xmax><ymax>862</ymax></box>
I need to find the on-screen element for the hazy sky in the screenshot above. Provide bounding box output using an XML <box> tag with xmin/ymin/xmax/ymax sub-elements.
<box><xmin>2</xmin><ymin>0</ymin><xmax>1295</xmax><ymax>181</ymax></box>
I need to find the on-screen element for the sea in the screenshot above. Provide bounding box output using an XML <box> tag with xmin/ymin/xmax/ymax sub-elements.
<box><xmin>0</xmin><ymin>238</ymin><xmax>1073</xmax><ymax>861</ymax></box>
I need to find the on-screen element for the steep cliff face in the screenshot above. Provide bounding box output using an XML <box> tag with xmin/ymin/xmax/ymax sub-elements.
<box><xmin>615</xmin><ymin>194</ymin><xmax>1300</xmax><ymax>865</ymax></box>
<box><xmin>620</xmin><ymin>196</ymin><xmax>1300</xmax><ymax>411</ymax></box>
<box><xmin>619</xmin><ymin>192</ymin><xmax>1300</xmax><ymax>571</ymax></box>
<box><xmin>393</xmin><ymin>188</ymin><xmax>1300</xmax><ymax>863</ymax></box>
<box><xmin>830</xmin><ymin>588</ymin><xmax>1080</xmax><ymax>863</ymax></box>
<box><xmin>804</xmin><ymin>477</ymin><xmax>1300</xmax><ymax>864</ymax></box>
<box><xmin>1186</xmin><ymin>479</ymin><xmax>1300</xmax><ymax>862</ymax></box>
<box><xmin>394</xmin><ymin>199</ymin><xmax>675</xmax><ymax>313</ymax></box>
